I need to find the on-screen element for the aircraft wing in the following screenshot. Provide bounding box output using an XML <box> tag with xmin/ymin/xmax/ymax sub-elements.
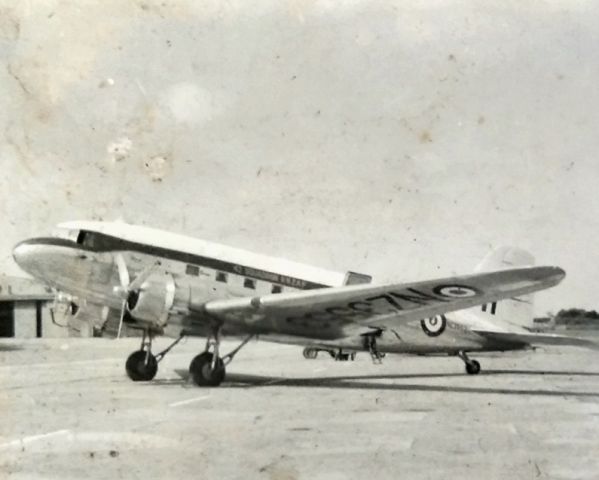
<box><xmin>201</xmin><ymin>266</ymin><xmax>565</xmax><ymax>339</ymax></box>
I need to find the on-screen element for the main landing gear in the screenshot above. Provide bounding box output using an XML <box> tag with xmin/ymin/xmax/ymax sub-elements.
<box><xmin>188</xmin><ymin>331</ymin><xmax>254</xmax><ymax>387</ymax></box>
<box><xmin>364</xmin><ymin>331</ymin><xmax>386</xmax><ymax>364</ymax></box>
<box><xmin>458</xmin><ymin>350</ymin><xmax>481</xmax><ymax>375</ymax></box>
<box><xmin>125</xmin><ymin>330</ymin><xmax>185</xmax><ymax>381</ymax></box>
<box><xmin>124</xmin><ymin>329</ymin><xmax>254</xmax><ymax>387</ymax></box>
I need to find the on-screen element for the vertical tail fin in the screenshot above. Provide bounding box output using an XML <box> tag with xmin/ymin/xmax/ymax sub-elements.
<box><xmin>474</xmin><ymin>247</ymin><xmax>535</xmax><ymax>330</ymax></box>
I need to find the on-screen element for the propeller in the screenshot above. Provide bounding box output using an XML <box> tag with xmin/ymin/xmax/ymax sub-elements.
<box><xmin>113</xmin><ymin>253</ymin><xmax>161</xmax><ymax>338</ymax></box>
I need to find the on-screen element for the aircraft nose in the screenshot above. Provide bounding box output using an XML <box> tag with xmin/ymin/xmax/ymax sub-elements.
<box><xmin>12</xmin><ymin>238</ymin><xmax>58</xmax><ymax>277</ymax></box>
<box><xmin>13</xmin><ymin>239</ymin><xmax>39</xmax><ymax>273</ymax></box>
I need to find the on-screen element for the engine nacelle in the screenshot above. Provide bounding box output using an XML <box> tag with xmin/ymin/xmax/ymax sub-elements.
<box><xmin>127</xmin><ymin>273</ymin><xmax>176</xmax><ymax>329</ymax></box>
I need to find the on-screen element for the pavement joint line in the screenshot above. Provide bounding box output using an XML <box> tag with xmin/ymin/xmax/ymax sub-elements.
<box><xmin>169</xmin><ymin>395</ymin><xmax>210</xmax><ymax>407</ymax></box>
<box><xmin>262</xmin><ymin>378</ymin><xmax>287</xmax><ymax>386</ymax></box>
<box><xmin>0</xmin><ymin>429</ymin><xmax>70</xmax><ymax>450</ymax></box>
<box><xmin>0</xmin><ymin>358</ymin><xmax>124</xmax><ymax>369</ymax></box>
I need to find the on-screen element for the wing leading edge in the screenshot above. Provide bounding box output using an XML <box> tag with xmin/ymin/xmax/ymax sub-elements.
<box><xmin>200</xmin><ymin>266</ymin><xmax>565</xmax><ymax>339</ymax></box>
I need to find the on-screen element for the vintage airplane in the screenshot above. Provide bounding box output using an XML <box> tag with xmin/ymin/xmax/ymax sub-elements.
<box><xmin>11</xmin><ymin>220</ymin><xmax>583</xmax><ymax>387</ymax></box>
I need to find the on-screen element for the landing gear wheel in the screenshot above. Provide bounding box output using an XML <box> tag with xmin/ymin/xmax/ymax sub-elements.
<box><xmin>303</xmin><ymin>347</ymin><xmax>318</xmax><ymax>359</ymax></box>
<box><xmin>465</xmin><ymin>360</ymin><xmax>481</xmax><ymax>375</ymax></box>
<box><xmin>189</xmin><ymin>352</ymin><xmax>226</xmax><ymax>386</ymax></box>
<box><xmin>125</xmin><ymin>350</ymin><xmax>158</xmax><ymax>381</ymax></box>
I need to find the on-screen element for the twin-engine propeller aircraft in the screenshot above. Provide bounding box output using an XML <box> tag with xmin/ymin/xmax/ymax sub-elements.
<box><xmin>11</xmin><ymin>220</ymin><xmax>584</xmax><ymax>387</ymax></box>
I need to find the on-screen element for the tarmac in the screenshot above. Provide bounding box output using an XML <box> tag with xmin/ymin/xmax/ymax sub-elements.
<box><xmin>1</xmin><ymin>337</ymin><xmax>598</xmax><ymax>480</ymax></box>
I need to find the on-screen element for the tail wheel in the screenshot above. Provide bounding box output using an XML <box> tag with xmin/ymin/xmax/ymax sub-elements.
<box><xmin>189</xmin><ymin>352</ymin><xmax>226</xmax><ymax>386</ymax></box>
<box><xmin>125</xmin><ymin>350</ymin><xmax>158</xmax><ymax>381</ymax></box>
<box><xmin>303</xmin><ymin>347</ymin><xmax>318</xmax><ymax>359</ymax></box>
<box><xmin>465</xmin><ymin>360</ymin><xmax>481</xmax><ymax>375</ymax></box>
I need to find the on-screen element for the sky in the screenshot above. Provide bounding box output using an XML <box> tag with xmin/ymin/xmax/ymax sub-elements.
<box><xmin>1</xmin><ymin>1</ymin><xmax>598</xmax><ymax>315</ymax></box>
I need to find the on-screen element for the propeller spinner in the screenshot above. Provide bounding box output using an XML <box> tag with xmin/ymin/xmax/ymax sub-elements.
<box><xmin>113</xmin><ymin>254</ymin><xmax>161</xmax><ymax>338</ymax></box>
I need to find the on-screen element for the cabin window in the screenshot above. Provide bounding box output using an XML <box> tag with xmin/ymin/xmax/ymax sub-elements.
<box><xmin>186</xmin><ymin>265</ymin><xmax>199</xmax><ymax>276</ymax></box>
<box><xmin>271</xmin><ymin>285</ymin><xmax>282</xmax><ymax>294</ymax></box>
<box><xmin>216</xmin><ymin>272</ymin><xmax>228</xmax><ymax>283</ymax></box>
<box><xmin>77</xmin><ymin>231</ymin><xmax>101</xmax><ymax>249</ymax></box>
<box><xmin>244</xmin><ymin>278</ymin><xmax>256</xmax><ymax>289</ymax></box>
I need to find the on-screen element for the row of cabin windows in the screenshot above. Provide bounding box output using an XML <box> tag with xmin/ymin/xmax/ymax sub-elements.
<box><xmin>71</xmin><ymin>232</ymin><xmax>290</xmax><ymax>294</ymax></box>
<box><xmin>185</xmin><ymin>264</ymin><xmax>283</xmax><ymax>294</ymax></box>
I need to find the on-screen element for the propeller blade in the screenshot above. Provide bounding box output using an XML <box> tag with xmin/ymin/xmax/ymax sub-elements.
<box><xmin>117</xmin><ymin>299</ymin><xmax>127</xmax><ymax>339</ymax></box>
<box><xmin>113</xmin><ymin>259</ymin><xmax>161</xmax><ymax>337</ymax></box>
<box><xmin>127</xmin><ymin>260</ymin><xmax>161</xmax><ymax>292</ymax></box>
<box><xmin>115</xmin><ymin>253</ymin><xmax>130</xmax><ymax>288</ymax></box>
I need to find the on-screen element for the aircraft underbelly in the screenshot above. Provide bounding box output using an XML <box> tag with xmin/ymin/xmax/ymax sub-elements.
<box><xmin>375</xmin><ymin>326</ymin><xmax>487</xmax><ymax>354</ymax></box>
<box><xmin>242</xmin><ymin>322</ymin><xmax>489</xmax><ymax>354</ymax></box>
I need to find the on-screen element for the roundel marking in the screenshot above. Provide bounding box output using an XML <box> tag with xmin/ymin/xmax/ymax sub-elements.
<box><xmin>421</xmin><ymin>315</ymin><xmax>447</xmax><ymax>337</ymax></box>
<box><xmin>433</xmin><ymin>284</ymin><xmax>480</xmax><ymax>298</ymax></box>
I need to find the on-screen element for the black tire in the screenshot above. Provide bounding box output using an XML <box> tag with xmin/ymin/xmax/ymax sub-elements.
<box><xmin>189</xmin><ymin>352</ymin><xmax>226</xmax><ymax>386</ymax></box>
<box><xmin>125</xmin><ymin>350</ymin><xmax>158</xmax><ymax>381</ymax></box>
<box><xmin>303</xmin><ymin>348</ymin><xmax>318</xmax><ymax>359</ymax></box>
<box><xmin>465</xmin><ymin>360</ymin><xmax>481</xmax><ymax>375</ymax></box>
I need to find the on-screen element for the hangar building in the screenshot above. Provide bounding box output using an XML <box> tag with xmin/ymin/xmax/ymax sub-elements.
<box><xmin>0</xmin><ymin>275</ymin><xmax>67</xmax><ymax>338</ymax></box>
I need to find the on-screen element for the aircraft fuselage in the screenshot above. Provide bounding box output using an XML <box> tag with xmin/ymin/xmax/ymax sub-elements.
<box><xmin>11</xmin><ymin>225</ymin><xmax>528</xmax><ymax>356</ymax></box>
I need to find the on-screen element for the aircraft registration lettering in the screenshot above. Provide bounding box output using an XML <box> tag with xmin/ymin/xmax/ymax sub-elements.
<box><xmin>363</xmin><ymin>287</ymin><xmax>452</xmax><ymax>313</ymax></box>
<box><xmin>282</xmin><ymin>283</ymin><xmax>483</xmax><ymax>324</ymax></box>
<box><xmin>390</xmin><ymin>288</ymin><xmax>450</xmax><ymax>305</ymax></box>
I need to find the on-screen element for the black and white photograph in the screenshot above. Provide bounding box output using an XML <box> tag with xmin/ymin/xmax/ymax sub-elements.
<box><xmin>1</xmin><ymin>1</ymin><xmax>598</xmax><ymax>479</ymax></box>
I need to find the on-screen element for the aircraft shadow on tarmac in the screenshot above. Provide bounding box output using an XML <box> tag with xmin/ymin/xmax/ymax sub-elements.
<box><xmin>163</xmin><ymin>369</ymin><xmax>599</xmax><ymax>398</ymax></box>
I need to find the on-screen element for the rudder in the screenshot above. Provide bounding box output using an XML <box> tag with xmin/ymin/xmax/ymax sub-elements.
<box><xmin>474</xmin><ymin>247</ymin><xmax>535</xmax><ymax>330</ymax></box>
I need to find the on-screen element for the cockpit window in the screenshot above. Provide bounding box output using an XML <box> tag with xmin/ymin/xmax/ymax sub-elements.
<box><xmin>74</xmin><ymin>230</ymin><xmax>101</xmax><ymax>249</ymax></box>
<box><xmin>76</xmin><ymin>231</ymin><xmax>87</xmax><ymax>245</ymax></box>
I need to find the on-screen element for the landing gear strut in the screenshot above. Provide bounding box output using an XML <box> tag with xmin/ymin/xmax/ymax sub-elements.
<box><xmin>125</xmin><ymin>330</ymin><xmax>158</xmax><ymax>381</ymax></box>
<box><xmin>458</xmin><ymin>351</ymin><xmax>481</xmax><ymax>375</ymax></box>
<box><xmin>364</xmin><ymin>331</ymin><xmax>385</xmax><ymax>364</ymax></box>
<box><xmin>188</xmin><ymin>330</ymin><xmax>254</xmax><ymax>387</ymax></box>
<box><xmin>125</xmin><ymin>330</ymin><xmax>186</xmax><ymax>382</ymax></box>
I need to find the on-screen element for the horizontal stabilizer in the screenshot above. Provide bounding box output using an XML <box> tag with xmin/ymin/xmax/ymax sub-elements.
<box><xmin>476</xmin><ymin>331</ymin><xmax>599</xmax><ymax>351</ymax></box>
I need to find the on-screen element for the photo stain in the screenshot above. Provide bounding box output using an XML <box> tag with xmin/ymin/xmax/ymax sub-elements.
<box><xmin>419</xmin><ymin>130</ymin><xmax>432</xmax><ymax>143</ymax></box>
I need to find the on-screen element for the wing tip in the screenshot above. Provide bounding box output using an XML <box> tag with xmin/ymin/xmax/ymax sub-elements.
<box><xmin>529</xmin><ymin>265</ymin><xmax>566</xmax><ymax>284</ymax></box>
